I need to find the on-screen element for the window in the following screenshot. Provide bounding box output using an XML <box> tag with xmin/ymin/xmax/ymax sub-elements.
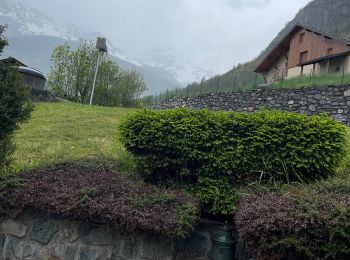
<box><xmin>299</xmin><ymin>51</ymin><xmax>308</xmax><ymax>63</ymax></box>
<box><xmin>299</xmin><ymin>32</ymin><xmax>305</xmax><ymax>43</ymax></box>
<box><xmin>327</xmin><ymin>48</ymin><xmax>333</xmax><ymax>56</ymax></box>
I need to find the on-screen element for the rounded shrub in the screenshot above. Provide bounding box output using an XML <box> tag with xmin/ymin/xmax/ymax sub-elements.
<box><xmin>119</xmin><ymin>109</ymin><xmax>347</xmax><ymax>214</ymax></box>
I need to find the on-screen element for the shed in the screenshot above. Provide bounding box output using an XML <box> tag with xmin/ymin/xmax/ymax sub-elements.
<box><xmin>18</xmin><ymin>66</ymin><xmax>46</xmax><ymax>90</ymax></box>
<box><xmin>0</xmin><ymin>57</ymin><xmax>47</xmax><ymax>90</ymax></box>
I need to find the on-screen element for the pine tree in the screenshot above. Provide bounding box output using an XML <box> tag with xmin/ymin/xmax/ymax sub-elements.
<box><xmin>0</xmin><ymin>25</ymin><xmax>33</xmax><ymax>168</ymax></box>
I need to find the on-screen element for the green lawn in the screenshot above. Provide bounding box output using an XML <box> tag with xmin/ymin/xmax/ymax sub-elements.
<box><xmin>11</xmin><ymin>102</ymin><xmax>138</xmax><ymax>173</ymax></box>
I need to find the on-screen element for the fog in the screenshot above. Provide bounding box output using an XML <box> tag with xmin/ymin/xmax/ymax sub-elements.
<box><xmin>21</xmin><ymin>0</ymin><xmax>312</xmax><ymax>73</ymax></box>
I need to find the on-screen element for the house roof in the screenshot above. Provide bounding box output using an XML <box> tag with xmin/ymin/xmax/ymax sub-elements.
<box><xmin>255</xmin><ymin>23</ymin><xmax>350</xmax><ymax>73</ymax></box>
<box><xmin>18</xmin><ymin>66</ymin><xmax>46</xmax><ymax>80</ymax></box>
<box><xmin>0</xmin><ymin>56</ymin><xmax>46</xmax><ymax>80</ymax></box>
<box><xmin>0</xmin><ymin>56</ymin><xmax>26</xmax><ymax>67</ymax></box>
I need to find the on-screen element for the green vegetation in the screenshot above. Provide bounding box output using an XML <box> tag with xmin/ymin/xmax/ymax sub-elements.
<box><xmin>11</xmin><ymin>102</ymin><xmax>137</xmax><ymax>173</ymax></box>
<box><xmin>0</xmin><ymin>25</ymin><xmax>33</xmax><ymax>170</ymax></box>
<box><xmin>120</xmin><ymin>109</ymin><xmax>347</xmax><ymax>215</ymax></box>
<box><xmin>144</xmin><ymin>70</ymin><xmax>350</xmax><ymax>105</ymax></box>
<box><xmin>142</xmin><ymin>62</ymin><xmax>263</xmax><ymax>105</ymax></box>
<box><xmin>271</xmin><ymin>72</ymin><xmax>350</xmax><ymax>89</ymax></box>
<box><xmin>48</xmin><ymin>41</ymin><xmax>146</xmax><ymax>107</ymax></box>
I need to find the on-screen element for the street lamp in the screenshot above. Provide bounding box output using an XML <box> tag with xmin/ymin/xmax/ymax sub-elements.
<box><xmin>89</xmin><ymin>37</ymin><xmax>108</xmax><ymax>106</ymax></box>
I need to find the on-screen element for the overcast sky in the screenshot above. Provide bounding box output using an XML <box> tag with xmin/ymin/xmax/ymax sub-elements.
<box><xmin>22</xmin><ymin>0</ymin><xmax>312</xmax><ymax>73</ymax></box>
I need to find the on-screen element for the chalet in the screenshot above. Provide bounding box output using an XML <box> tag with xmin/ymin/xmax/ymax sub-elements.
<box><xmin>255</xmin><ymin>23</ymin><xmax>350</xmax><ymax>84</ymax></box>
<box><xmin>0</xmin><ymin>57</ymin><xmax>46</xmax><ymax>90</ymax></box>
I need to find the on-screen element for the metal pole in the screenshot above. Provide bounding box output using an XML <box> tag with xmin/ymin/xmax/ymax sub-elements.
<box><xmin>342</xmin><ymin>67</ymin><xmax>345</xmax><ymax>85</ymax></box>
<box><xmin>232</xmin><ymin>75</ymin><xmax>236</xmax><ymax>93</ymax></box>
<box><xmin>200</xmin><ymin>80</ymin><xmax>203</xmax><ymax>95</ymax></box>
<box><xmin>187</xmin><ymin>85</ymin><xmax>189</xmax><ymax>98</ymax></box>
<box><xmin>254</xmin><ymin>73</ymin><xmax>258</xmax><ymax>89</ymax></box>
<box><xmin>216</xmin><ymin>76</ymin><xmax>220</xmax><ymax>93</ymax></box>
<box><xmin>308</xmin><ymin>70</ymin><xmax>312</xmax><ymax>87</ymax></box>
<box><xmin>89</xmin><ymin>53</ymin><xmax>100</xmax><ymax>106</ymax></box>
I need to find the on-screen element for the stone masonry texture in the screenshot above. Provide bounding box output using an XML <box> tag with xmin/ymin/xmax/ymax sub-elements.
<box><xmin>0</xmin><ymin>210</ymin><xmax>215</xmax><ymax>260</ymax></box>
<box><xmin>150</xmin><ymin>85</ymin><xmax>350</xmax><ymax>124</ymax></box>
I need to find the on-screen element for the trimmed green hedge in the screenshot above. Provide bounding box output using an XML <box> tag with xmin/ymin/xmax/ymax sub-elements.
<box><xmin>120</xmin><ymin>109</ymin><xmax>347</xmax><ymax>214</ymax></box>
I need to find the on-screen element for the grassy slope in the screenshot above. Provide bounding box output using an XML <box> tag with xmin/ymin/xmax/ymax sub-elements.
<box><xmin>11</xmin><ymin>102</ymin><xmax>137</xmax><ymax>172</ymax></box>
<box><xmin>11</xmin><ymin>101</ymin><xmax>350</xmax><ymax>176</ymax></box>
<box><xmin>270</xmin><ymin>73</ymin><xmax>350</xmax><ymax>89</ymax></box>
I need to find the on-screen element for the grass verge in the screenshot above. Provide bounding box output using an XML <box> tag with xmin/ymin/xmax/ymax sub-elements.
<box><xmin>270</xmin><ymin>73</ymin><xmax>350</xmax><ymax>89</ymax></box>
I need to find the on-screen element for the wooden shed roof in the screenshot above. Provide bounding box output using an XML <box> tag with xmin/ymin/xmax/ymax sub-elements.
<box><xmin>0</xmin><ymin>56</ymin><xmax>26</xmax><ymax>67</ymax></box>
<box><xmin>255</xmin><ymin>23</ymin><xmax>350</xmax><ymax>73</ymax></box>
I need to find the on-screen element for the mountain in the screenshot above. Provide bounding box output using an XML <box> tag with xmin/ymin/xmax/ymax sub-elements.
<box><xmin>141</xmin><ymin>48</ymin><xmax>215</xmax><ymax>85</ymax></box>
<box><xmin>187</xmin><ymin>0</ymin><xmax>350</xmax><ymax>93</ymax></box>
<box><xmin>0</xmin><ymin>0</ymin><xmax>180</xmax><ymax>95</ymax></box>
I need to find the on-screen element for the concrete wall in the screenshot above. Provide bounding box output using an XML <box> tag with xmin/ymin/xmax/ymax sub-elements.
<box><xmin>150</xmin><ymin>85</ymin><xmax>350</xmax><ymax>124</ymax></box>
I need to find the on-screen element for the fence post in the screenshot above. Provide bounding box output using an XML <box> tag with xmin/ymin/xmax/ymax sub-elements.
<box><xmin>216</xmin><ymin>76</ymin><xmax>220</xmax><ymax>93</ymax></box>
<box><xmin>166</xmin><ymin>89</ymin><xmax>168</xmax><ymax>101</ymax></box>
<box><xmin>308</xmin><ymin>70</ymin><xmax>312</xmax><ymax>87</ymax></box>
<box><xmin>254</xmin><ymin>73</ymin><xmax>258</xmax><ymax>89</ymax></box>
<box><xmin>342</xmin><ymin>67</ymin><xmax>345</xmax><ymax>85</ymax></box>
<box><xmin>232</xmin><ymin>75</ymin><xmax>236</xmax><ymax>94</ymax></box>
<box><xmin>200</xmin><ymin>80</ymin><xmax>203</xmax><ymax>95</ymax></box>
<box><xmin>187</xmin><ymin>85</ymin><xmax>189</xmax><ymax>98</ymax></box>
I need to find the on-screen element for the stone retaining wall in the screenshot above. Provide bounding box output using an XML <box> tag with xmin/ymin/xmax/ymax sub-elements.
<box><xmin>0</xmin><ymin>210</ymin><xmax>217</xmax><ymax>260</ymax></box>
<box><xmin>150</xmin><ymin>85</ymin><xmax>350</xmax><ymax>124</ymax></box>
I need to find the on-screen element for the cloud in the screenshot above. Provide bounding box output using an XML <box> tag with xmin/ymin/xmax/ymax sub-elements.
<box><xmin>19</xmin><ymin>0</ymin><xmax>312</xmax><ymax>73</ymax></box>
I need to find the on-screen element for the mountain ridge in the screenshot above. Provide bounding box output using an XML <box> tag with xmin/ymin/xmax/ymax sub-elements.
<box><xmin>187</xmin><ymin>0</ymin><xmax>350</xmax><ymax>94</ymax></box>
<box><xmin>0</xmin><ymin>0</ymin><xmax>182</xmax><ymax>95</ymax></box>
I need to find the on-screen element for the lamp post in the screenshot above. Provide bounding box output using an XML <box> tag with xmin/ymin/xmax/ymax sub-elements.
<box><xmin>89</xmin><ymin>37</ymin><xmax>108</xmax><ymax>106</ymax></box>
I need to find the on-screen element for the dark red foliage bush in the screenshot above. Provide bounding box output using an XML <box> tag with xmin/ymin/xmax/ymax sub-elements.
<box><xmin>235</xmin><ymin>180</ymin><xmax>350</xmax><ymax>259</ymax></box>
<box><xmin>0</xmin><ymin>163</ymin><xmax>199</xmax><ymax>238</ymax></box>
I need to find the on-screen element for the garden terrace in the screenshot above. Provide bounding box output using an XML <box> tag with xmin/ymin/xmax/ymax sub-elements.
<box><xmin>0</xmin><ymin>163</ymin><xmax>199</xmax><ymax>239</ymax></box>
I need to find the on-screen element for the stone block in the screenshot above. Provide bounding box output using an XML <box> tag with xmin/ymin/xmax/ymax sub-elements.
<box><xmin>175</xmin><ymin>232</ymin><xmax>209</xmax><ymax>258</ymax></box>
<box><xmin>30</xmin><ymin>218</ymin><xmax>58</xmax><ymax>244</ymax></box>
<box><xmin>36</xmin><ymin>244</ymin><xmax>78</xmax><ymax>260</ymax></box>
<box><xmin>54</xmin><ymin>221</ymin><xmax>80</xmax><ymax>243</ymax></box>
<box><xmin>308</xmin><ymin>105</ymin><xmax>316</xmax><ymax>112</ymax></box>
<box><xmin>141</xmin><ymin>236</ymin><xmax>174</xmax><ymax>260</ymax></box>
<box><xmin>121</xmin><ymin>239</ymin><xmax>138</xmax><ymax>258</ymax></box>
<box><xmin>314</xmin><ymin>94</ymin><xmax>322</xmax><ymax>99</ymax></box>
<box><xmin>3</xmin><ymin>236</ymin><xmax>40</xmax><ymax>259</ymax></box>
<box><xmin>79</xmin><ymin>246</ymin><xmax>112</xmax><ymax>260</ymax></box>
<box><xmin>80</xmin><ymin>224</ymin><xmax>112</xmax><ymax>246</ymax></box>
<box><xmin>0</xmin><ymin>219</ymin><xmax>27</xmax><ymax>238</ymax></box>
